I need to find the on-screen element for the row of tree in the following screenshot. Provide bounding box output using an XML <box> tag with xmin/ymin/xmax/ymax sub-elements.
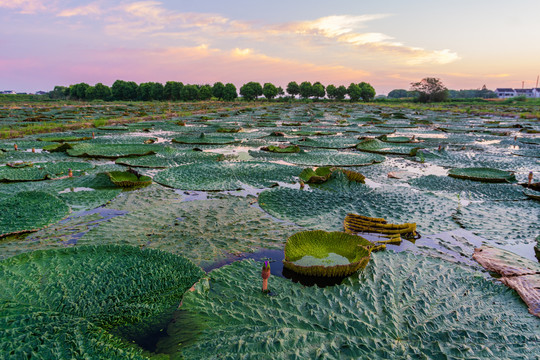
<box><xmin>388</xmin><ymin>81</ymin><xmax>497</xmax><ymax>102</ymax></box>
<box><xmin>49</xmin><ymin>81</ymin><xmax>239</xmax><ymax>102</ymax></box>
<box><xmin>48</xmin><ymin>80</ymin><xmax>376</xmax><ymax>102</ymax></box>
<box><xmin>283</xmin><ymin>81</ymin><xmax>375</xmax><ymax>101</ymax></box>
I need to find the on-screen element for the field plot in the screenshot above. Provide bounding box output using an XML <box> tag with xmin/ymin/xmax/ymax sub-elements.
<box><xmin>1</xmin><ymin>102</ymin><xmax>539</xmax><ymax>359</ymax></box>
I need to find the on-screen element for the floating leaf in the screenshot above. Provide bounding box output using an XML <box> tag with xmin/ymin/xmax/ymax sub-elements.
<box><xmin>172</xmin><ymin>133</ymin><xmax>240</xmax><ymax>145</ymax></box>
<box><xmin>154</xmin><ymin>162</ymin><xmax>299</xmax><ymax>190</ymax></box>
<box><xmin>0</xmin><ymin>245</ymin><xmax>204</xmax><ymax>359</ymax></box>
<box><xmin>67</xmin><ymin>143</ymin><xmax>163</xmax><ymax>158</ymax></box>
<box><xmin>356</xmin><ymin>138</ymin><xmax>424</xmax><ymax>156</ymax></box>
<box><xmin>453</xmin><ymin>200</ymin><xmax>539</xmax><ymax>246</ymax></box>
<box><xmin>284</xmin><ymin>230</ymin><xmax>374</xmax><ymax>277</ymax></box>
<box><xmin>249</xmin><ymin>149</ymin><xmax>385</xmax><ymax>167</ymax></box>
<box><xmin>408</xmin><ymin>175</ymin><xmax>526</xmax><ymax>201</ymax></box>
<box><xmin>448</xmin><ymin>167</ymin><xmax>517</xmax><ymax>183</ymax></box>
<box><xmin>0</xmin><ymin>191</ymin><xmax>70</xmax><ymax>237</ymax></box>
<box><xmin>106</xmin><ymin>171</ymin><xmax>152</xmax><ymax>187</ymax></box>
<box><xmin>474</xmin><ymin>246</ymin><xmax>540</xmax><ymax>317</ymax></box>
<box><xmin>166</xmin><ymin>253</ymin><xmax>540</xmax><ymax>359</ymax></box>
<box><xmin>291</xmin><ymin>137</ymin><xmax>357</xmax><ymax>149</ymax></box>
<box><xmin>80</xmin><ymin>195</ymin><xmax>301</xmax><ymax>266</ymax></box>
<box><xmin>261</xmin><ymin>145</ymin><xmax>301</xmax><ymax>153</ymax></box>
<box><xmin>259</xmin><ymin>181</ymin><xmax>457</xmax><ymax>234</ymax></box>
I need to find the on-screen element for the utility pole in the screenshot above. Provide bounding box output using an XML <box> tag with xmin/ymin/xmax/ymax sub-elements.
<box><xmin>536</xmin><ymin>75</ymin><xmax>539</xmax><ymax>88</ymax></box>
<box><xmin>522</xmin><ymin>81</ymin><xmax>524</xmax><ymax>89</ymax></box>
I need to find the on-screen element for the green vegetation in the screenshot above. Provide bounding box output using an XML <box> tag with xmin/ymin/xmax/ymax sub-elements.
<box><xmin>106</xmin><ymin>171</ymin><xmax>152</xmax><ymax>187</ymax></box>
<box><xmin>154</xmin><ymin>162</ymin><xmax>300</xmax><ymax>190</ymax></box>
<box><xmin>0</xmin><ymin>245</ymin><xmax>204</xmax><ymax>359</ymax></box>
<box><xmin>0</xmin><ymin>100</ymin><xmax>538</xmax><ymax>358</ymax></box>
<box><xmin>409</xmin><ymin>77</ymin><xmax>449</xmax><ymax>102</ymax></box>
<box><xmin>448</xmin><ymin>167</ymin><xmax>517</xmax><ymax>183</ymax></box>
<box><xmin>167</xmin><ymin>253</ymin><xmax>540</xmax><ymax>358</ymax></box>
<box><xmin>283</xmin><ymin>230</ymin><xmax>374</xmax><ymax>277</ymax></box>
<box><xmin>0</xmin><ymin>191</ymin><xmax>70</xmax><ymax>237</ymax></box>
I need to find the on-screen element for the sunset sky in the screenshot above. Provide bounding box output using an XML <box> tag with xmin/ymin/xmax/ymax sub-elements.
<box><xmin>1</xmin><ymin>0</ymin><xmax>539</xmax><ymax>94</ymax></box>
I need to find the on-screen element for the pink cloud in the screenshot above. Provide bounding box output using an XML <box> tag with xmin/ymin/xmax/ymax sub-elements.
<box><xmin>0</xmin><ymin>0</ymin><xmax>47</xmax><ymax>14</ymax></box>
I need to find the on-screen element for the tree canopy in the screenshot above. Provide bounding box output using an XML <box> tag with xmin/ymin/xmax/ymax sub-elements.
<box><xmin>239</xmin><ymin>82</ymin><xmax>263</xmax><ymax>101</ymax></box>
<box><xmin>262</xmin><ymin>83</ymin><xmax>278</xmax><ymax>100</ymax></box>
<box><xmin>51</xmin><ymin>79</ymin><xmax>375</xmax><ymax>102</ymax></box>
<box><xmin>286</xmin><ymin>81</ymin><xmax>300</xmax><ymax>97</ymax></box>
<box><xmin>299</xmin><ymin>81</ymin><xmax>313</xmax><ymax>99</ymax></box>
<box><xmin>222</xmin><ymin>83</ymin><xmax>238</xmax><ymax>101</ymax></box>
<box><xmin>410</xmin><ymin>77</ymin><xmax>449</xmax><ymax>103</ymax></box>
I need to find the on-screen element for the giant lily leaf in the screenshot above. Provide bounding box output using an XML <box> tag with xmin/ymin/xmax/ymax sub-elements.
<box><xmin>161</xmin><ymin>253</ymin><xmax>540</xmax><ymax>359</ymax></box>
<box><xmin>0</xmin><ymin>245</ymin><xmax>204</xmax><ymax>359</ymax></box>
<box><xmin>154</xmin><ymin>162</ymin><xmax>299</xmax><ymax>190</ymax></box>
<box><xmin>0</xmin><ymin>191</ymin><xmax>70</xmax><ymax>237</ymax></box>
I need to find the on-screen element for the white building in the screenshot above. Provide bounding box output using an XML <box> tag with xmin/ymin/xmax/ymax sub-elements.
<box><xmin>495</xmin><ymin>88</ymin><xmax>516</xmax><ymax>98</ymax></box>
<box><xmin>495</xmin><ymin>88</ymin><xmax>540</xmax><ymax>98</ymax></box>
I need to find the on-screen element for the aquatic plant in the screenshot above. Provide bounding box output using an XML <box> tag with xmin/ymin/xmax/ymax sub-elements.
<box><xmin>344</xmin><ymin>213</ymin><xmax>417</xmax><ymax>239</ymax></box>
<box><xmin>448</xmin><ymin>167</ymin><xmax>517</xmax><ymax>183</ymax></box>
<box><xmin>106</xmin><ymin>170</ymin><xmax>152</xmax><ymax>187</ymax></box>
<box><xmin>165</xmin><ymin>253</ymin><xmax>540</xmax><ymax>359</ymax></box>
<box><xmin>283</xmin><ymin>230</ymin><xmax>374</xmax><ymax>277</ymax></box>
<box><xmin>0</xmin><ymin>191</ymin><xmax>70</xmax><ymax>237</ymax></box>
<box><xmin>260</xmin><ymin>144</ymin><xmax>301</xmax><ymax>153</ymax></box>
<box><xmin>0</xmin><ymin>245</ymin><xmax>204</xmax><ymax>359</ymax></box>
<box><xmin>172</xmin><ymin>133</ymin><xmax>240</xmax><ymax>145</ymax></box>
<box><xmin>356</xmin><ymin>138</ymin><xmax>424</xmax><ymax>156</ymax></box>
<box><xmin>67</xmin><ymin>143</ymin><xmax>163</xmax><ymax>158</ymax></box>
<box><xmin>154</xmin><ymin>161</ymin><xmax>300</xmax><ymax>191</ymax></box>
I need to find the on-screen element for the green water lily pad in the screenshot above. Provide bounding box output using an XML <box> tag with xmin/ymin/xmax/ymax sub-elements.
<box><xmin>115</xmin><ymin>150</ymin><xmax>223</xmax><ymax>168</ymax></box>
<box><xmin>0</xmin><ymin>161</ymin><xmax>93</xmax><ymax>181</ymax></box>
<box><xmin>453</xmin><ymin>200</ymin><xmax>539</xmax><ymax>246</ymax></box>
<box><xmin>106</xmin><ymin>171</ymin><xmax>152</xmax><ymax>187</ymax></box>
<box><xmin>299</xmin><ymin>167</ymin><xmax>334</xmax><ymax>183</ymax></box>
<box><xmin>67</xmin><ymin>143</ymin><xmax>163</xmax><ymax>158</ymax></box>
<box><xmin>356</xmin><ymin>138</ymin><xmax>424</xmax><ymax>156</ymax></box>
<box><xmin>249</xmin><ymin>149</ymin><xmax>385</xmax><ymax>167</ymax></box>
<box><xmin>284</xmin><ymin>230</ymin><xmax>373</xmax><ymax>277</ymax></box>
<box><xmin>163</xmin><ymin>253</ymin><xmax>540</xmax><ymax>359</ymax></box>
<box><xmin>0</xmin><ymin>191</ymin><xmax>70</xmax><ymax>237</ymax></box>
<box><xmin>291</xmin><ymin>137</ymin><xmax>357</xmax><ymax>149</ymax></box>
<box><xmin>79</xmin><ymin>194</ymin><xmax>301</xmax><ymax>266</ymax></box>
<box><xmin>42</xmin><ymin>142</ymin><xmax>73</xmax><ymax>152</ymax></box>
<box><xmin>261</xmin><ymin>145</ymin><xmax>301</xmax><ymax>153</ymax></box>
<box><xmin>172</xmin><ymin>133</ymin><xmax>240</xmax><ymax>145</ymax></box>
<box><xmin>448</xmin><ymin>167</ymin><xmax>517</xmax><ymax>183</ymax></box>
<box><xmin>154</xmin><ymin>162</ymin><xmax>299</xmax><ymax>190</ymax></box>
<box><xmin>408</xmin><ymin>175</ymin><xmax>526</xmax><ymax>201</ymax></box>
<box><xmin>377</xmin><ymin>135</ymin><xmax>415</xmax><ymax>143</ymax></box>
<box><xmin>0</xmin><ymin>166</ymin><xmax>47</xmax><ymax>181</ymax></box>
<box><xmin>0</xmin><ymin>245</ymin><xmax>204</xmax><ymax>359</ymax></box>
<box><xmin>259</xmin><ymin>180</ymin><xmax>457</xmax><ymax>234</ymax></box>
<box><xmin>0</xmin><ymin>173</ymin><xmax>121</xmax><ymax>212</ymax></box>
<box><xmin>37</xmin><ymin>135</ymin><xmax>92</xmax><ymax>142</ymax></box>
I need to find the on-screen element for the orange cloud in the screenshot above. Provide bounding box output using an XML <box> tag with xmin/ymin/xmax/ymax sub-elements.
<box><xmin>57</xmin><ymin>3</ymin><xmax>102</xmax><ymax>17</ymax></box>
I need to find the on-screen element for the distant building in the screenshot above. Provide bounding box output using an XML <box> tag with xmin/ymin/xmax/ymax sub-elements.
<box><xmin>0</xmin><ymin>90</ymin><xmax>16</xmax><ymax>94</ymax></box>
<box><xmin>35</xmin><ymin>91</ymin><xmax>47</xmax><ymax>95</ymax></box>
<box><xmin>495</xmin><ymin>88</ymin><xmax>540</xmax><ymax>98</ymax></box>
<box><xmin>495</xmin><ymin>88</ymin><xmax>516</xmax><ymax>98</ymax></box>
<box><xmin>514</xmin><ymin>88</ymin><xmax>534</xmax><ymax>97</ymax></box>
